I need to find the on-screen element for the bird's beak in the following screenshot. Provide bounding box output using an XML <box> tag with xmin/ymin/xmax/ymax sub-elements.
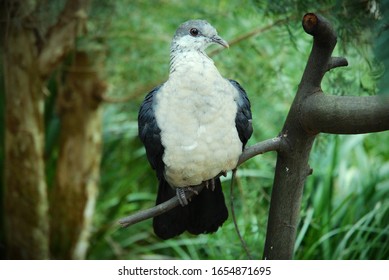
<box><xmin>211</xmin><ymin>35</ymin><xmax>229</xmax><ymax>48</ymax></box>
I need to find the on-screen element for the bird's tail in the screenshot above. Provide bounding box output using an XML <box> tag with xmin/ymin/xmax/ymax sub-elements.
<box><xmin>153</xmin><ymin>178</ymin><xmax>228</xmax><ymax>240</ymax></box>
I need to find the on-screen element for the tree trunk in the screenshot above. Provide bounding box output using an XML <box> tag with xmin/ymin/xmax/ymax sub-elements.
<box><xmin>262</xmin><ymin>13</ymin><xmax>389</xmax><ymax>260</ymax></box>
<box><xmin>3</xmin><ymin>19</ymin><xmax>50</xmax><ymax>260</ymax></box>
<box><xmin>263</xmin><ymin>13</ymin><xmax>338</xmax><ymax>260</ymax></box>
<box><xmin>50</xmin><ymin>51</ymin><xmax>105</xmax><ymax>259</ymax></box>
<box><xmin>2</xmin><ymin>0</ymin><xmax>90</xmax><ymax>259</ymax></box>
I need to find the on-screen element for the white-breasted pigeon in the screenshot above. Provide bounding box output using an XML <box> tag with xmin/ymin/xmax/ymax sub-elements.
<box><xmin>138</xmin><ymin>20</ymin><xmax>253</xmax><ymax>239</ymax></box>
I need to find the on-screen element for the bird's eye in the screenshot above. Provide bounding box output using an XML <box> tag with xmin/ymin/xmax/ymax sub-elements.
<box><xmin>190</xmin><ymin>28</ymin><xmax>199</xmax><ymax>37</ymax></box>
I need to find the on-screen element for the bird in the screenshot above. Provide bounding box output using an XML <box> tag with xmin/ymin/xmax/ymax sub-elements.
<box><xmin>138</xmin><ymin>19</ymin><xmax>253</xmax><ymax>240</ymax></box>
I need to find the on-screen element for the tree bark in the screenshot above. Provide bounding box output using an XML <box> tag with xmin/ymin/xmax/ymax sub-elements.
<box><xmin>50</xmin><ymin>51</ymin><xmax>105</xmax><ymax>260</ymax></box>
<box><xmin>3</xmin><ymin>17</ymin><xmax>50</xmax><ymax>260</ymax></box>
<box><xmin>2</xmin><ymin>0</ymin><xmax>90</xmax><ymax>259</ymax></box>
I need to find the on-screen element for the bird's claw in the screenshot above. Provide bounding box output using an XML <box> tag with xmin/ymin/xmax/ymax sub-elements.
<box><xmin>176</xmin><ymin>188</ymin><xmax>188</xmax><ymax>206</ymax></box>
<box><xmin>204</xmin><ymin>179</ymin><xmax>216</xmax><ymax>191</ymax></box>
<box><xmin>176</xmin><ymin>187</ymin><xmax>199</xmax><ymax>206</ymax></box>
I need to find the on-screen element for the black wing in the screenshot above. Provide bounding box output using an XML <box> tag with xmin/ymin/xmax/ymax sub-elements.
<box><xmin>229</xmin><ymin>79</ymin><xmax>253</xmax><ymax>148</ymax></box>
<box><xmin>138</xmin><ymin>84</ymin><xmax>165</xmax><ymax>179</ymax></box>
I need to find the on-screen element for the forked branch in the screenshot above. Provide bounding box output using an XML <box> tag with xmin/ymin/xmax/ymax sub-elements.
<box><xmin>263</xmin><ymin>12</ymin><xmax>389</xmax><ymax>260</ymax></box>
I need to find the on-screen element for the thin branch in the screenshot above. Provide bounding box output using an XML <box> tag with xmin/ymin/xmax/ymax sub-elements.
<box><xmin>237</xmin><ymin>135</ymin><xmax>287</xmax><ymax>165</ymax></box>
<box><xmin>230</xmin><ymin>169</ymin><xmax>253</xmax><ymax>259</ymax></box>
<box><xmin>209</xmin><ymin>17</ymin><xmax>294</xmax><ymax>57</ymax></box>
<box><xmin>326</xmin><ymin>57</ymin><xmax>348</xmax><ymax>72</ymax></box>
<box><xmin>118</xmin><ymin>136</ymin><xmax>285</xmax><ymax>228</ymax></box>
<box><xmin>299</xmin><ymin>13</ymin><xmax>338</xmax><ymax>91</ymax></box>
<box><xmin>100</xmin><ymin>81</ymin><xmax>164</xmax><ymax>103</ymax></box>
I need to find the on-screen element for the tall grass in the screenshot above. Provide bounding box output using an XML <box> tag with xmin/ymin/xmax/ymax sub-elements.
<box><xmin>295</xmin><ymin>134</ymin><xmax>389</xmax><ymax>259</ymax></box>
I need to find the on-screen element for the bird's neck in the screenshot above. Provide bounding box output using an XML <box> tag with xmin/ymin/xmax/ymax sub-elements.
<box><xmin>169</xmin><ymin>48</ymin><xmax>218</xmax><ymax>77</ymax></box>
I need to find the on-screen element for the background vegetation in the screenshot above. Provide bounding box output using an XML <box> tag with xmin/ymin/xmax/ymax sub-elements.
<box><xmin>1</xmin><ymin>0</ymin><xmax>388</xmax><ymax>259</ymax></box>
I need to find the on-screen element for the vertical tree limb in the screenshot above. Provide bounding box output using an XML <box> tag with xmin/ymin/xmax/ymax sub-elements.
<box><xmin>50</xmin><ymin>51</ymin><xmax>105</xmax><ymax>259</ymax></box>
<box><xmin>3</xmin><ymin>18</ymin><xmax>50</xmax><ymax>259</ymax></box>
<box><xmin>263</xmin><ymin>13</ymin><xmax>339</xmax><ymax>260</ymax></box>
<box><xmin>38</xmin><ymin>0</ymin><xmax>89</xmax><ymax>79</ymax></box>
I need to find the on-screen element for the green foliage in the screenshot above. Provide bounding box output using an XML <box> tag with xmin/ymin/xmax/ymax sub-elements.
<box><xmin>375</xmin><ymin>0</ymin><xmax>389</xmax><ymax>94</ymax></box>
<box><xmin>255</xmin><ymin>0</ymin><xmax>378</xmax><ymax>45</ymax></box>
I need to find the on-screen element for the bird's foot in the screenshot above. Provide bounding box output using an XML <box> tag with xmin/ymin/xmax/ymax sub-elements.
<box><xmin>204</xmin><ymin>178</ymin><xmax>216</xmax><ymax>191</ymax></box>
<box><xmin>176</xmin><ymin>188</ymin><xmax>188</xmax><ymax>206</ymax></box>
<box><xmin>176</xmin><ymin>187</ymin><xmax>199</xmax><ymax>206</ymax></box>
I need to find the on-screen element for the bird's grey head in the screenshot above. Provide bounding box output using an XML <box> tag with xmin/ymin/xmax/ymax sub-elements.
<box><xmin>171</xmin><ymin>20</ymin><xmax>229</xmax><ymax>52</ymax></box>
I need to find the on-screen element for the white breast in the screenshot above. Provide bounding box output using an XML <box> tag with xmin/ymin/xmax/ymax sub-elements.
<box><xmin>155</xmin><ymin>52</ymin><xmax>243</xmax><ymax>187</ymax></box>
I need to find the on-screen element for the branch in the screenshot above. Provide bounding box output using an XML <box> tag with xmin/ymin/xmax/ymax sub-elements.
<box><xmin>326</xmin><ymin>57</ymin><xmax>348</xmax><ymax>72</ymax></box>
<box><xmin>100</xmin><ymin>81</ymin><xmax>164</xmax><ymax>103</ymax></box>
<box><xmin>230</xmin><ymin>169</ymin><xmax>253</xmax><ymax>259</ymax></box>
<box><xmin>118</xmin><ymin>136</ymin><xmax>285</xmax><ymax>228</ymax></box>
<box><xmin>299</xmin><ymin>13</ymin><xmax>338</xmax><ymax>91</ymax></box>
<box><xmin>301</xmin><ymin>94</ymin><xmax>389</xmax><ymax>134</ymax></box>
<box><xmin>264</xmin><ymin>12</ymin><xmax>389</xmax><ymax>260</ymax></box>
<box><xmin>263</xmin><ymin>13</ymin><xmax>340</xmax><ymax>260</ymax></box>
<box><xmin>237</xmin><ymin>136</ymin><xmax>288</xmax><ymax>165</ymax></box>
<box><xmin>208</xmin><ymin>17</ymin><xmax>294</xmax><ymax>57</ymax></box>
